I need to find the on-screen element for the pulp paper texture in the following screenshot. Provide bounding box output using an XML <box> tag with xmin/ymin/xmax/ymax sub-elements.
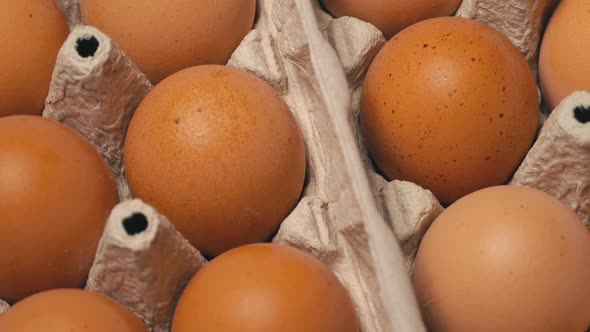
<box><xmin>457</xmin><ymin>0</ymin><xmax>559</xmax><ymax>70</ymax></box>
<box><xmin>0</xmin><ymin>299</ymin><xmax>8</xmax><ymax>315</ymax></box>
<box><xmin>43</xmin><ymin>25</ymin><xmax>152</xmax><ymax>200</ymax></box>
<box><xmin>87</xmin><ymin>200</ymin><xmax>207</xmax><ymax>332</ymax></box>
<box><xmin>511</xmin><ymin>91</ymin><xmax>590</xmax><ymax>228</ymax></box>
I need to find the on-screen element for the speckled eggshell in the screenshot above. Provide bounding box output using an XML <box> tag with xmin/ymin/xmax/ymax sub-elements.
<box><xmin>0</xmin><ymin>289</ymin><xmax>149</xmax><ymax>332</ymax></box>
<box><xmin>124</xmin><ymin>65</ymin><xmax>306</xmax><ymax>258</ymax></box>
<box><xmin>539</xmin><ymin>0</ymin><xmax>590</xmax><ymax>111</ymax></box>
<box><xmin>0</xmin><ymin>0</ymin><xmax>69</xmax><ymax>117</ymax></box>
<box><xmin>80</xmin><ymin>0</ymin><xmax>257</xmax><ymax>83</ymax></box>
<box><xmin>0</xmin><ymin>116</ymin><xmax>118</xmax><ymax>303</ymax></box>
<box><xmin>413</xmin><ymin>185</ymin><xmax>590</xmax><ymax>332</ymax></box>
<box><xmin>322</xmin><ymin>0</ymin><xmax>461</xmax><ymax>39</ymax></box>
<box><xmin>361</xmin><ymin>17</ymin><xmax>539</xmax><ymax>205</ymax></box>
<box><xmin>172</xmin><ymin>244</ymin><xmax>359</xmax><ymax>332</ymax></box>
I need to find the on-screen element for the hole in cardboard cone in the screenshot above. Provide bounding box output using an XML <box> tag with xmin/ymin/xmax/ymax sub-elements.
<box><xmin>123</xmin><ymin>213</ymin><xmax>148</xmax><ymax>236</ymax></box>
<box><xmin>574</xmin><ymin>105</ymin><xmax>590</xmax><ymax>124</ymax></box>
<box><xmin>76</xmin><ymin>36</ymin><xmax>99</xmax><ymax>58</ymax></box>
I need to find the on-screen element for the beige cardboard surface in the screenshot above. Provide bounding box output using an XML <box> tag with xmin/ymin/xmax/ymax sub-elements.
<box><xmin>511</xmin><ymin>91</ymin><xmax>590</xmax><ymax>227</ymax></box>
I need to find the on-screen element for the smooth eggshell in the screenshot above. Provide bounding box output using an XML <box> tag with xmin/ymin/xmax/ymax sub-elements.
<box><xmin>413</xmin><ymin>185</ymin><xmax>590</xmax><ymax>332</ymax></box>
<box><xmin>539</xmin><ymin>0</ymin><xmax>590</xmax><ymax>111</ymax></box>
<box><xmin>322</xmin><ymin>0</ymin><xmax>461</xmax><ymax>39</ymax></box>
<box><xmin>172</xmin><ymin>243</ymin><xmax>359</xmax><ymax>332</ymax></box>
<box><xmin>80</xmin><ymin>0</ymin><xmax>257</xmax><ymax>83</ymax></box>
<box><xmin>0</xmin><ymin>0</ymin><xmax>69</xmax><ymax>117</ymax></box>
<box><xmin>124</xmin><ymin>65</ymin><xmax>306</xmax><ymax>258</ymax></box>
<box><xmin>0</xmin><ymin>116</ymin><xmax>118</xmax><ymax>303</ymax></box>
<box><xmin>361</xmin><ymin>17</ymin><xmax>539</xmax><ymax>205</ymax></box>
<box><xmin>0</xmin><ymin>289</ymin><xmax>149</xmax><ymax>332</ymax></box>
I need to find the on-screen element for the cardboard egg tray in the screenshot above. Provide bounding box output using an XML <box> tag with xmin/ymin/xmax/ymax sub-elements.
<box><xmin>1</xmin><ymin>0</ymin><xmax>589</xmax><ymax>331</ymax></box>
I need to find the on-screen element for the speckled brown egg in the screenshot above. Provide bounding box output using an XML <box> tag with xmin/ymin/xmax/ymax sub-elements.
<box><xmin>172</xmin><ymin>243</ymin><xmax>359</xmax><ymax>332</ymax></box>
<box><xmin>124</xmin><ymin>65</ymin><xmax>306</xmax><ymax>258</ymax></box>
<box><xmin>80</xmin><ymin>0</ymin><xmax>256</xmax><ymax>83</ymax></box>
<box><xmin>0</xmin><ymin>116</ymin><xmax>118</xmax><ymax>303</ymax></box>
<box><xmin>322</xmin><ymin>0</ymin><xmax>461</xmax><ymax>39</ymax></box>
<box><xmin>0</xmin><ymin>0</ymin><xmax>69</xmax><ymax>117</ymax></box>
<box><xmin>361</xmin><ymin>17</ymin><xmax>539</xmax><ymax>205</ymax></box>
<box><xmin>413</xmin><ymin>185</ymin><xmax>590</xmax><ymax>332</ymax></box>
<box><xmin>0</xmin><ymin>289</ymin><xmax>149</xmax><ymax>332</ymax></box>
<box><xmin>539</xmin><ymin>0</ymin><xmax>590</xmax><ymax>111</ymax></box>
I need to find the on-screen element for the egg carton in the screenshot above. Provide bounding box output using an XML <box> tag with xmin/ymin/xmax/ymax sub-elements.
<box><xmin>2</xmin><ymin>0</ymin><xmax>589</xmax><ymax>331</ymax></box>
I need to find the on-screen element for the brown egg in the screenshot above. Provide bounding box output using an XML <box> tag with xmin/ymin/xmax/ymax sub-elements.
<box><xmin>124</xmin><ymin>65</ymin><xmax>306</xmax><ymax>257</ymax></box>
<box><xmin>172</xmin><ymin>243</ymin><xmax>359</xmax><ymax>332</ymax></box>
<box><xmin>361</xmin><ymin>17</ymin><xmax>539</xmax><ymax>205</ymax></box>
<box><xmin>0</xmin><ymin>0</ymin><xmax>69</xmax><ymax>117</ymax></box>
<box><xmin>539</xmin><ymin>0</ymin><xmax>590</xmax><ymax>111</ymax></box>
<box><xmin>0</xmin><ymin>116</ymin><xmax>118</xmax><ymax>303</ymax></box>
<box><xmin>413</xmin><ymin>185</ymin><xmax>590</xmax><ymax>332</ymax></box>
<box><xmin>322</xmin><ymin>0</ymin><xmax>461</xmax><ymax>39</ymax></box>
<box><xmin>80</xmin><ymin>0</ymin><xmax>256</xmax><ymax>83</ymax></box>
<box><xmin>0</xmin><ymin>289</ymin><xmax>149</xmax><ymax>332</ymax></box>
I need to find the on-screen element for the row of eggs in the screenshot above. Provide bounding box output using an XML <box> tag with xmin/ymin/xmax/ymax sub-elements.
<box><xmin>4</xmin><ymin>0</ymin><xmax>589</xmax><ymax>115</ymax></box>
<box><xmin>3</xmin><ymin>0</ymin><xmax>589</xmax><ymax>205</ymax></box>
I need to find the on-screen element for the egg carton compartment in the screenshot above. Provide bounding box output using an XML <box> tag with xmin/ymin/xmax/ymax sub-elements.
<box><xmin>318</xmin><ymin>0</ymin><xmax>589</xmax><ymax>259</ymax></box>
<box><xmin>0</xmin><ymin>0</ymin><xmax>424</xmax><ymax>331</ymax></box>
<box><xmin>317</xmin><ymin>0</ymin><xmax>590</xmax><ymax>325</ymax></box>
<box><xmin>311</xmin><ymin>0</ymin><xmax>589</xmax><ymax>326</ymax></box>
<box><xmin>511</xmin><ymin>91</ymin><xmax>590</xmax><ymax>228</ymax></box>
<box><xmin>2</xmin><ymin>0</ymin><xmax>589</xmax><ymax>332</ymax></box>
